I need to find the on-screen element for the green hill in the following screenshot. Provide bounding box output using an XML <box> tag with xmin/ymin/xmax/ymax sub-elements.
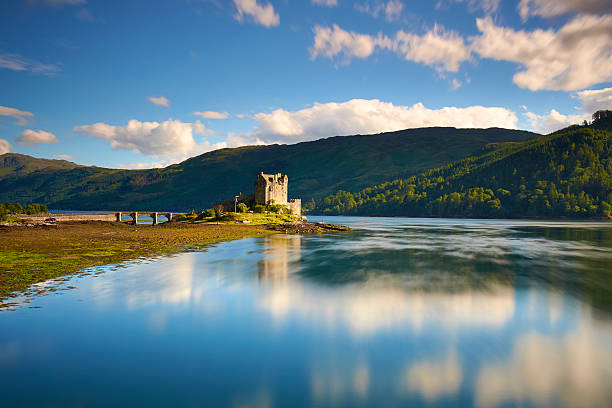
<box><xmin>0</xmin><ymin>127</ymin><xmax>536</xmax><ymax>211</ymax></box>
<box><xmin>316</xmin><ymin>120</ymin><xmax>611</xmax><ymax>218</ymax></box>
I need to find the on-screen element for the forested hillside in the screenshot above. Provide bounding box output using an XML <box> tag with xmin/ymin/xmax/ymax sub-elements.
<box><xmin>317</xmin><ymin>119</ymin><xmax>611</xmax><ymax>218</ymax></box>
<box><xmin>0</xmin><ymin>127</ymin><xmax>535</xmax><ymax>211</ymax></box>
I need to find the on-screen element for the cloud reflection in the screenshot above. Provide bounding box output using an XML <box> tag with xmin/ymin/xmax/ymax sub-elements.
<box><xmin>475</xmin><ymin>324</ymin><xmax>612</xmax><ymax>407</ymax></box>
<box><xmin>403</xmin><ymin>349</ymin><xmax>462</xmax><ymax>401</ymax></box>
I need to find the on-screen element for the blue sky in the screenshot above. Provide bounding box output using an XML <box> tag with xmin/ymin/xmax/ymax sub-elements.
<box><xmin>0</xmin><ymin>0</ymin><xmax>611</xmax><ymax>168</ymax></box>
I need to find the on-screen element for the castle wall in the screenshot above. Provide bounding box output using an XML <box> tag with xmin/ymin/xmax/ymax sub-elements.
<box><xmin>287</xmin><ymin>199</ymin><xmax>301</xmax><ymax>216</ymax></box>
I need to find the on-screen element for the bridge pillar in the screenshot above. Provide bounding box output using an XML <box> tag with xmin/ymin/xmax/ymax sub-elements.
<box><xmin>152</xmin><ymin>212</ymin><xmax>158</xmax><ymax>225</ymax></box>
<box><xmin>116</xmin><ymin>212</ymin><xmax>122</xmax><ymax>222</ymax></box>
<box><xmin>166</xmin><ymin>213</ymin><xmax>173</xmax><ymax>222</ymax></box>
<box><xmin>131</xmin><ymin>212</ymin><xmax>138</xmax><ymax>225</ymax></box>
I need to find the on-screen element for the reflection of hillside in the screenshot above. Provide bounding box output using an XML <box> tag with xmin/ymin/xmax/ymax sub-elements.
<box><xmin>295</xmin><ymin>227</ymin><xmax>612</xmax><ymax>314</ymax></box>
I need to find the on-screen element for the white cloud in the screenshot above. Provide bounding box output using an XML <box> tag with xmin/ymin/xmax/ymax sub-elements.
<box><xmin>250</xmin><ymin>98</ymin><xmax>518</xmax><ymax>144</ymax></box>
<box><xmin>0</xmin><ymin>53</ymin><xmax>61</xmax><ymax>75</ymax></box>
<box><xmin>194</xmin><ymin>110</ymin><xmax>229</xmax><ymax>119</ymax></box>
<box><xmin>311</xmin><ymin>24</ymin><xmax>471</xmax><ymax>72</ymax></box>
<box><xmin>0</xmin><ymin>138</ymin><xmax>10</xmax><ymax>155</ymax></box>
<box><xmin>525</xmin><ymin>109</ymin><xmax>586</xmax><ymax>134</ymax></box>
<box><xmin>74</xmin><ymin>119</ymin><xmax>222</xmax><ymax>159</ymax></box>
<box><xmin>234</xmin><ymin>0</ymin><xmax>279</xmax><ymax>27</ymax></box>
<box><xmin>148</xmin><ymin>96</ymin><xmax>170</xmax><ymax>107</ymax></box>
<box><xmin>0</xmin><ymin>106</ymin><xmax>34</xmax><ymax>125</ymax></box>
<box><xmin>310</xmin><ymin>25</ymin><xmax>387</xmax><ymax>61</ymax></box>
<box><xmin>393</xmin><ymin>24</ymin><xmax>471</xmax><ymax>72</ymax></box>
<box><xmin>518</xmin><ymin>0</ymin><xmax>612</xmax><ymax>21</ymax></box>
<box><xmin>312</xmin><ymin>0</ymin><xmax>337</xmax><ymax>6</ymax></box>
<box><xmin>355</xmin><ymin>0</ymin><xmax>404</xmax><ymax>22</ymax></box>
<box><xmin>15</xmin><ymin>129</ymin><xmax>59</xmax><ymax>146</ymax></box>
<box><xmin>472</xmin><ymin>15</ymin><xmax>612</xmax><ymax>91</ymax></box>
<box><xmin>575</xmin><ymin>87</ymin><xmax>612</xmax><ymax>115</ymax></box>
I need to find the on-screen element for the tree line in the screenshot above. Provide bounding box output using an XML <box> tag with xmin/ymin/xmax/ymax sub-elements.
<box><xmin>0</xmin><ymin>202</ymin><xmax>49</xmax><ymax>221</ymax></box>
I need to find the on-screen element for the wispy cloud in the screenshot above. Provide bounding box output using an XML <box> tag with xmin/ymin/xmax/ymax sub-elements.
<box><xmin>234</xmin><ymin>0</ymin><xmax>279</xmax><ymax>27</ymax></box>
<box><xmin>74</xmin><ymin>8</ymin><xmax>94</xmax><ymax>21</ymax></box>
<box><xmin>194</xmin><ymin>110</ymin><xmax>229</xmax><ymax>119</ymax></box>
<box><xmin>518</xmin><ymin>0</ymin><xmax>612</xmax><ymax>21</ymax></box>
<box><xmin>52</xmin><ymin>154</ymin><xmax>74</xmax><ymax>160</ymax></box>
<box><xmin>148</xmin><ymin>96</ymin><xmax>170</xmax><ymax>107</ymax></box>
<box><xmin>0</xmin><ymin>53</ymin><xmax>61</xmax><ymax>75</ymax></box>
<box><xmin>311</xmin><ymin>24</ymin><xmax>471</xmax><ymax>73</ymax></box>
<box><xmin>355</xmin><ymin>1</ymin><xmax>404</xmax><ymax>22</ymax></box>
<box><xmin>312</xmin><ymin>0</ymin><xmax>337</xmax><ymax>6</ymax></box>
<box><xmin>0</xmin><ymin>106</ymin><xmax>35</xmax><ymax>125</ymax></box>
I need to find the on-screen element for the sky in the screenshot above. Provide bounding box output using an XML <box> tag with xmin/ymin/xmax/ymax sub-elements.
<box><xmin>0</xmin><ymin>0</ymin><xmax>611</xmax><ymax>169</ymax></box>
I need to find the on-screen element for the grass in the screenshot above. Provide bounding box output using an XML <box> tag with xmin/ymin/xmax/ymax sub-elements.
<box><xmin>178</xmin><ymin>211</ymin><xmax>300</xmax><ymax>225</ymax></box>
<box><xmin>0</xmin><ymin>221</ymin><xmax>275</xmax><ymax>305</ymax></box>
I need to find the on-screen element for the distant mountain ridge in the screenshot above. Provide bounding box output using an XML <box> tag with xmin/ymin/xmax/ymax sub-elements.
<box><xmin>0</xmin><ymin>127</ymin><xmax>538</xmax><ymax>211</ymax></box>
<box><xmin>0</xmin><ymin>153</ymin><xmax>82</xmax><ymax>177</ymax></box>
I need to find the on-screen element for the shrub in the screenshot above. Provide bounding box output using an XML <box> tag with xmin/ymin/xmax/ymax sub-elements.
<box><xmin>214</xmin><ymin>208</ymin><xmax>223</xmax><ymax>219</ymax></box>
<box><xmin>268</xmin><ymin>204</ymin><xmax>282</xmax><ymax>214</ymax></box>
<box><xmin>253</xmin><ymin>204</ymin><xmax>266</xmax><ymax>213</ymax></box>
<box><xmin>4</xmin><ymin>202</ymin><xmax>23</xmax><ymax>214</ymax></box>
<box><xmin>195</xmin><ymin>208</ymin><xmax>216</xmax><ymax>220</ymax></box>
<box><xmin>237</xmin><ymin>203</ymin><xmax>248</xmax><ymax>213</ymax></box>
<box><xmin>24</xmin><ymin>203</ymin><xmax>48</xmax><ymax>215</ymax></box>
<box><xmin>0</xmin><ymin>206</ymin><xmax>7</xmax><ymax>222</ymax></box>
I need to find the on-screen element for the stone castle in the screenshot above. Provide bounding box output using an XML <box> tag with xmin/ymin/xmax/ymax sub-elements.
<box><xmin>254</xmin><ymin>172</ymin><xmax>301</xmax><ymax>215</ymax></box>
<box><xmin>216</xmin><ymin>172</ymin><xmax>301</xmax><ymax>215</ymax></box>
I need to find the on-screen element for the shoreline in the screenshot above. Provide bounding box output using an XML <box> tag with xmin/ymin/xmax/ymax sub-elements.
<box><xmin>0</xmin><ymin>220</ymin><xmax>349</xmax><ymax>307</ymax></box>
<box><xmin>307</xmin><ymin>213</ymin><xmax>612</xmax><ymax>221</ymax></box>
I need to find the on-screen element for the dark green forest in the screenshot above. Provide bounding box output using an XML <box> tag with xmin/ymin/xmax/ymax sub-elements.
<box><xmin>316</xmin><ymin>115</ymin><xmax>612</xmax><ymax>219</ymax></box>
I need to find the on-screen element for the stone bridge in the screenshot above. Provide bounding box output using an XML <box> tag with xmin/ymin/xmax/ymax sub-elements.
<box><xmin>18</xmin><ymin>212</ymin><xmax>185</xmax><ymax>225</ymax></box>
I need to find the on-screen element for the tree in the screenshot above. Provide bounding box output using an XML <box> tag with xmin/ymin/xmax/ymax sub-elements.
<box><xmin>237</xmin><ymin>203</ymin><xmax>248</xmax><ymax>213</ymax></box>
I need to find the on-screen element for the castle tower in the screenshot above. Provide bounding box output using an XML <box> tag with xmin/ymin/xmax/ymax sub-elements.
<box><xmin>254</xmin><ymin>172</ymin><xmax>288</xmax><ymax>205</ymax></box>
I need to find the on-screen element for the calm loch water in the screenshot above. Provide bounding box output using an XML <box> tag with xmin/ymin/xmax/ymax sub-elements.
<box><xmin>1</xmin><ymin>217</ymin><xmax>612</xmax><ymax>407</ymax></box>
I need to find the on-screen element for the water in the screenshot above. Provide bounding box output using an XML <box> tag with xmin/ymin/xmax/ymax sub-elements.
<box><xmin>1</xmin><ymin>217</ymin><xmax>612</xmax><ymax>407</ymax></box>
